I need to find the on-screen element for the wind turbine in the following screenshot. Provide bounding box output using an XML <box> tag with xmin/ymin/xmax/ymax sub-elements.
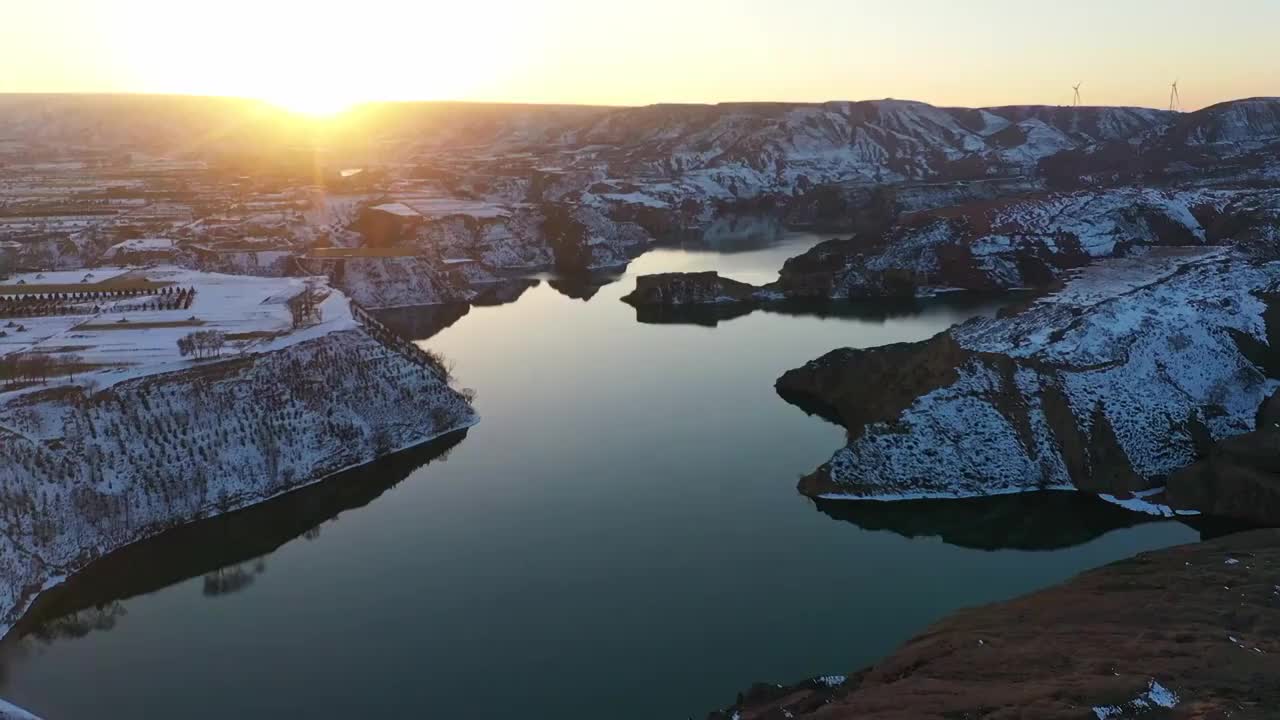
<box><xmin>1072</xmin><ymin>83</ymin><xmax>1082</xmax><ymax>107</ymax></box>
<box><xmin>1169</xmin><ymin>80</ymin><xmax>1182</xmax><ymax>112</ymax></box>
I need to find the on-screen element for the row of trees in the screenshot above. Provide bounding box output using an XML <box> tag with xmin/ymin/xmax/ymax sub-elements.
<box><xmin>0</xmin><ymin>352</ymin><xmax>86</xmax><ymax>388</ymax></box>
<box><xmin>177</xmin><ymin>330</ymin><xmax>226</xmax><ymax>360</ymax></box>
<box><xmin>0</xmin><ymin>288</ymin><xmax>196</xmax><ymax>319</ymax></box>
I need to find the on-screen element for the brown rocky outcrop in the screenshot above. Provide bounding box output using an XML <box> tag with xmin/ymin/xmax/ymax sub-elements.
<box><xmin>774</xmin><ymin>332</ymin><xmax>972</xmax><ymax>440</ymax></box>
<box><xmin>1167</xmin><ymin>391</ymin><xmax>1280</xmax><ymax>525</ymax></box>
<box><xmin>1167</xmin><ymin>431</ymin><xmax>1280</xmax><ymax>525</ymax></box>
<box><xmin>621</xmin><ymin>271</ymin><xmax>759</xmax><ymax>306</ymax></box>
<box><xmin>710</xmin><ymin>529</ymin><xmax>1280</xmax><ymax>720</ymax></box>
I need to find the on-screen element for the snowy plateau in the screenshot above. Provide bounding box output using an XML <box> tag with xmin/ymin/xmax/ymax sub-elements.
<box><xmin>0</xmin><ymin>267</ymin><xmax>477</xmax><ymax>634</ymax></box>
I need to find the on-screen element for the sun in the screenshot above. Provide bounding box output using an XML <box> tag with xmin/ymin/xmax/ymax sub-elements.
<box><xmin>267</xmin><ymin>90</ymin><xmax>359</xmax><ymax>118</ymax></box>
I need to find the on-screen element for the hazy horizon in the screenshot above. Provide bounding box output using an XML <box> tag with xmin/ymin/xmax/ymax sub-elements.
<box><xmin>3</xmin><ymin>88</ymin><xmax>1277</xmax><ymax>112</ymax></box>
<box><xmin>5</xmin><ymin>0</ymin><xmax>1277</xmax><ymax>115</ymax></box>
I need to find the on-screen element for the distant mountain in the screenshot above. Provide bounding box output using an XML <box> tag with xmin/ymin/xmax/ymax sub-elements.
<box><xmin>3</xmin><ymin>94</ymin><xmax>1277</xmax><ymax>193</ymax></box>
<box><xmin>1169</xmin><ymin>96</ymin><xmax>1280</xmax><ymax>148</ymax></box>
<box><xmin>550</xmin><ymin>100</ymin><xmax>1172</xmax><ymax>185</ymax></box>
<box><xmin>1039</xmin><ymin>97</ymin><xmax>1280</xmax><ymax>186</ymax></box>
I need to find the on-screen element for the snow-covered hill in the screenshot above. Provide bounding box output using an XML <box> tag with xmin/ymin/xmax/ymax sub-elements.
<box><xmin>1170</xmin><ymin>97</ymin><xmax>1280</xmax><ymax>150</ymax></box>
<box><xmin>624</xmin><ymin>186</ymin><xmax>1280</xmax><ymax>305</ymax></box>
<box><xmin>777</xmin><ymin>248</ymin><xmax>1280</xmax><ymax>504</ymax></box>
<box><xmin>0</xmin><ymin>95</ymin><xmax>1182</xmax><ymax>193</ymax></box>
<box><xmin>773</xmin><ymin>187</ymin><xmax>1249</xmax><ymax>298</ymax></box>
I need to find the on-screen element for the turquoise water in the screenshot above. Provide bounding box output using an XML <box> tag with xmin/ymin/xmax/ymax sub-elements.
<box><xmin>0</xmin><ymin>231</ymin><xmax>1200</xmax><ymax>719</ymax></box>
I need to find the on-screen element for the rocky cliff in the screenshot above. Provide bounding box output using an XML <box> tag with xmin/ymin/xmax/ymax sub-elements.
<box><xmin>776</xmin><ymin>248</ymin><xmax>1280</xmax><ymax>509</ymax></box>
<box><xmin>622</xmin><ymin>272</ymin><xmax>760</xmax><ymax>306</ymax></box>
<box><xmin>335</xmin><ymin>204</ymin><xmax>653</xmax><ymax>308</ymax></box>
<box><xmin>1164</xmin><ymin>389</ymin><xmax>1280</xmax><ymax>525</ymax></box>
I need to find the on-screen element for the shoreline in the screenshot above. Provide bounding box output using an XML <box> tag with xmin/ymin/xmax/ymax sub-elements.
<box><xmin>708</xmin><ymin>529</ymin><xmax>1280</xmax><ymax>719</ymax></box>
<box><xmin>0</xmin><ymin>421</ymin><xmax>477</xmax><ymax>643</ymax></box>
<box><xmin>0</xmin><ymin>415</ymin><xmax>480</xmax><ymax>641</ymax></box>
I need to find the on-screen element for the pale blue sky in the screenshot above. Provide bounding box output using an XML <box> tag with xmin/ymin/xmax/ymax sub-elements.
<box><xmin>3</xmin><ymin>0</ymin><xmax>1276</xmax><ymax>109</ymax></box>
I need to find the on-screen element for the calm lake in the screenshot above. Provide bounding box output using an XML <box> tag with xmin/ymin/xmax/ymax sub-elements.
<box><xmin>0</xmin><ymin>227</ymin><xmax>1200</xmax><ymax>719</ymax></box>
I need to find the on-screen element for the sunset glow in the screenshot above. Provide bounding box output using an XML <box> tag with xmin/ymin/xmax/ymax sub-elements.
<box><xmin>266</xmin><ymin>88</ymin><xmax>360</xmax><ymax>117</ymax></box>
<box><xmin>3</xmin><ymin>0</ymin><xmax>1278</xmax><ymax>110</ymax></box>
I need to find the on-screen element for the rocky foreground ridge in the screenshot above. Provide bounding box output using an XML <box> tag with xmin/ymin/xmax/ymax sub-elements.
<box><xmin>711</xmin><ymin>529</ymin><xmax>1280</xmax><ymax>720</ymax></box>
<box><xmin>0</xmin><ymin>328</ymin><xmax>476</xmax><ymax>635</ymax></box>
<box><xmin>775</xmin><ymin>247</ymin><xmax>1280</xmax><ymax>522</ymax></box>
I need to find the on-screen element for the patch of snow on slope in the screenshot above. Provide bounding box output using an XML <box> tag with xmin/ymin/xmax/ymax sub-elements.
<box><xmin>370</xmin><ymin>202</ymin><xmax>421</xmax><ymax>218</ymax></box>
<box><xmin>1093</xmin><ymin>679</ymin><xmax>1180</xmax><ymax>719</ymax></box>
<box><xmin>0</xmin><ymin>698</ymin><xmax>39</xmax><ymax>720</ymax></box>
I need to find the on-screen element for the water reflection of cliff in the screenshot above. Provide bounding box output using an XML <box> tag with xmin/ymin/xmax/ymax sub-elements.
<box><xmin>813</xmin><ymin>492</ymin><xmax>1177</xmax><ymax>552</ymax></box>
<box><xmin>694</xmin><ymin>215</ymin><xmax>787</xmax><ymax>253</ymax></box>
<box><xmin>546</xmin><ymin>270</ymin><xmax>624</xmax><ymax>301</ymax></box>
<box><xmin>374</xmin><ymin>279</ymin><xmax>542</xmax><ymax>341</ymax></box>
<box><xmin>6</xmin><ymin>430</ymin><xmax>469</xmax><ymax>644</ymax></box>
<box><xmin>633</xmin><ymin>295</ymin><xmax>1011</xmax><ymax>329</ymax></box>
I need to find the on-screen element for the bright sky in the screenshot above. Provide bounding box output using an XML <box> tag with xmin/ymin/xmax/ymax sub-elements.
<box><xmin>3</xmin><ymin>0</ymin><xmax>1276</xmax><ymax>113</ymax></box>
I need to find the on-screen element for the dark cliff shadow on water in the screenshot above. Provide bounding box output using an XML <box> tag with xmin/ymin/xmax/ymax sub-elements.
<box><xmin>372</xmin><ymin>279</ymin><xmax>540</xmax><ymax>342</ymax></box>
<box><xmin>631</xmin><ymin>295</ymin><xmax>1013</xmax><ymax>329</ymax></box>
<box><xmin>813</xmin><ymin>491</ymin><xmax>1178</xmax><ymax>552</ymax></box>
<box><xmin>546</xmin><ymin>269</ymin><xmax>625</xmax><ymax>301</ymax></box>
<box><xmin>374</xmin><ymin>303</ymin><xmax>472</xmax><ymax>342</ymax></box>
<box><xmin>3</xmin><ymin>429</ymin><xmax>470</xmax><ymax>648</ymax></box>
<box><xmin>632</xmin><ymin>303</ymin><xmax>756</xmax><ymax>328</ymax></box>
<box><xmin>474</xmin><ymin>278</ymin><xmax>541</xmax><ymax>306</ymax></box>
<box><xmin>691</xmin><ymin>214</ymin><xmax>788</xmax><ymax>253</ymax></box>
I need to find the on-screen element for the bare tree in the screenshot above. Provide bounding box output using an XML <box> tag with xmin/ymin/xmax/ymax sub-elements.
<box><xmin>177</xmin><ymin>330</ymin><xmax>227</xmax><ymax>360</ymax></box>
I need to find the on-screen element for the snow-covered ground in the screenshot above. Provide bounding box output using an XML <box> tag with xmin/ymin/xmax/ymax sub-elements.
<box><xmin>101</xmin><ymin>237</ymin><xmax>177</xmax><ymax>259</ymax></box>
<box><xmin>1</xmin><ymin>267</ymin><xmax>357</xmax><ymax>393</ymax></box>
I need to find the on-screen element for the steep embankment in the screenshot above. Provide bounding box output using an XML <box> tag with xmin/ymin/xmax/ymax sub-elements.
<box><xmin>338</xmin><ymin>205</ymin><xmax>653</xmax><ymax>309</ymax></box>
<box><xmin>623</xmin><ymin>187</ymin><xmax>1280</xmax><ymax>308</ymax></box>
<box><xmin>776</xmin><ymin>248</ymin><xmax>1280</xmax><ymax>512</ymax></box>
<box><xmin>0</xmin><ymin>328</ymin><xmax>476</xmax><ymax>635</ymax></box>
<box><xmin>711</xmin><ymin>529</ymin><xmax>1280</xmax><ymax>720</ymax></box>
